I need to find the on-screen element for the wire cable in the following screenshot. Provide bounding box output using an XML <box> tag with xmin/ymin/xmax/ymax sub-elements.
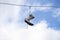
<box><xmin>29</xmin><ymin>6</ymin><xmax>31</xmax><ymax>14</ymax></box>
<box><xmin>0</xmin><ymin>3</ymin><xmax>60</xmax><ymax>7</ymax></box>
<box><xmin>0</xmin><ymin>3</ymin><xmax>60</xmax><ymax>27</ymax></box>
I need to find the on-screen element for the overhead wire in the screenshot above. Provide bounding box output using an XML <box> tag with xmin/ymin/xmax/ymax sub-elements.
<box><xmin>0</xmin><ymin>3</ymin><xmax>60</xmax><ymax>26</ymax></box>
<box><xmin>0</xmin><ymin>3</ymin><xmax>60</xmax><ymax>7</ymax></box>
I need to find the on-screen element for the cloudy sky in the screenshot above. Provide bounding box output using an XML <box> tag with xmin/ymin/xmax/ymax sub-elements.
<box><xmin>0</xmin><ymin>0</ymin><xmax>60</xmax><ymax>40</ymax></box>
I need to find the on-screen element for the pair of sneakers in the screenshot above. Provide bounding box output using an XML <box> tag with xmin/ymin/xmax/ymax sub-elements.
<box><xmin>25</xmin><ymin>14</ymin><xmax>35</xmax><ymax>26</ymax></box>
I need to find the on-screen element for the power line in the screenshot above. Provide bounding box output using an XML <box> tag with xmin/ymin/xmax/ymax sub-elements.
<box><xmin>0</xmin><ymin>3</ymin><xmax>60</xmax><ymax>7</ymax></box>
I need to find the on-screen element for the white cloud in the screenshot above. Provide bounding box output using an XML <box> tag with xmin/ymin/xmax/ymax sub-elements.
<box><xmin>0</xmin><ymin>24</ymin><xmax>28</xmax><ymax>40</ymax></box>
<box><xmin>0</xmin><ymin>0</ymin><xmax>26</xmax><ymax>5</ymax></box>
<box><xmin>28</xmin><ymin>20</ymin><xmax>60</xmax><ymax>40</ymax></box>
<box><xmin>0</xmin><ymin>4</ymin><xmax>20</xmax><ymax>26</ymax></box>
<box><xmin>0</xmin><ymin>0</ymin><xmax>60</xmax><ymax>40</ymax></box>
<box><xmin>52</xmin><ymin>8</ymin><xmax>60</xmax><ymax>21</ymax></box>
<box><xmin>0</xmin><ymin>18</ymin><xmax>60</xmax><ymax>40</ymax></box>
<box><xmin>0</xmin><ymin>0</ymin><xmax>27</xmax><ymax>26</ymax></box>
<box><xmin>0</xmin><ymin>0</ymin><xmax>28</xmax><ymax>40</ymax></box>
<box><xmin>52</xmin><ymin>8</ymin><xmax>60</xmax><ymax>17</ymax></box>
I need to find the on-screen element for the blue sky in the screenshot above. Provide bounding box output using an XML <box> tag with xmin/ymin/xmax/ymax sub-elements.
<box><xmin>0</xmin><ymin>0</ymin><xmax>60</xmax><ymax>40</ymax></box>
<box><xmin>21</xmin><ymin>0</ymin><xmax>60</xmax><ymax>30</ymax></box>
